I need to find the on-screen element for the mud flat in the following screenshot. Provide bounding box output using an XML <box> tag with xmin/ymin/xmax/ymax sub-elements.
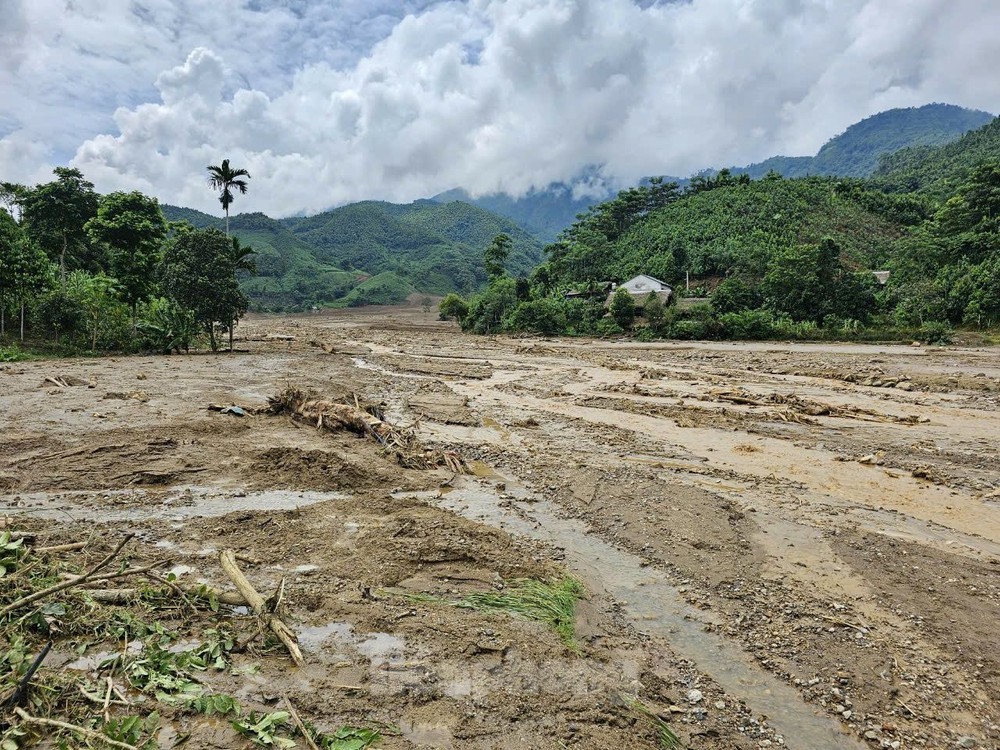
<box><xmin>1</xmin><ymin>308</ymin><xmax>997</xmax><ymax>749</ymax></box>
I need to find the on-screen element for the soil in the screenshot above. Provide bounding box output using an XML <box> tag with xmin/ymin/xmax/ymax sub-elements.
<box><xmin>2</xmin><ymin>305</ymin><xmax>998</xmax><ymax>750</ymax></box>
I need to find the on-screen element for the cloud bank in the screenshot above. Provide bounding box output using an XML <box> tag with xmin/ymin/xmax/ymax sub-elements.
<box><xmin>2</xmin><ymin>0</ymin><xmax>999</xmax><ymax>216</ymax></box>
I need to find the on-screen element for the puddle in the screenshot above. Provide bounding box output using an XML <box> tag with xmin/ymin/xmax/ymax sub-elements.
<box><xmin>0</xmin><ymin>487</ymin><xmax>349</xmax><ymax>523</ymax></box>
<box><xmin>399</xmin><ymin>719</ymin><xmax>454</xmax><ymax>749</ymax></box>
<box><xmin>297</xmin><ymin>622</ymin><xmax>406</xmax><ymax>667</ymax></box>
<box><xmin>430</xmin><ymin>476</ymin><xmax>864</xmax><ymax>750</ymax></box>
<box><xmin>65</xmin><ymin>641</ymin><xmax>143</xmax><ymax>671</ymax></box>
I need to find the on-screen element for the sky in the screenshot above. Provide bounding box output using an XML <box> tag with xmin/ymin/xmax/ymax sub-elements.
<box><xmin>1</xmin><ymin>0</ymin><xmax>998</xmax><ymax>217</ymax></box>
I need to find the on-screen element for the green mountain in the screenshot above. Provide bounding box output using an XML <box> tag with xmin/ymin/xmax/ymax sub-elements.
<box><xmin>161</xmin><ymin>206</ymin><xmax>359</xmax><ymax>311</ymax></box>
<box><xmin>545</xmin><ymin>175</ymin><xmax>921</xmax><ymax>289</ymax></box>
<box><xmin>735</xmin><ymin>103</ymin><xmax>993</xmax><ymax>179</ymax></box>
<box><xmin>281</xmin><ymin>199</ymin><xmax>544</xmax><ymax>300</ymax></box>
<box><xmin>873</xmin><ymin>114</ymin><xmax>1000</xmax><ymax>199</ymax></box>
<box><xmin>431</xmin><ymin>186</ymin><xmax>606</xmax><ymax>243</ymax></box>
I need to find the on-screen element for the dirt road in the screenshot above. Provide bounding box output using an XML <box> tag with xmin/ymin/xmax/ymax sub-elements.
<box><xmin>2</xmin><ymin>307</ymin><xmax>998</xmax><ymax>749</ymax></box>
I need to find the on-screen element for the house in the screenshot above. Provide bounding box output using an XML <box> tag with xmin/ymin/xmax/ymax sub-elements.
<box><xmin>608</xmin><ymin>274</ymin><xmax>674</xmax><ymax>306</ymax></box>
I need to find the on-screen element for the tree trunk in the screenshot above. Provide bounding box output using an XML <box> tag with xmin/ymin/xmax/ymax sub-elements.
<box><xmin>60</xmin><ymin>233</ymin><xmax>67</xmax><ymax>287</ymax></box>
<box><xmin>20</xmin><ymin>304</ymin><xmax>24</xmax><ymax>341</ymax></box>
<box><xmin>1</xmin><ymin>296</ymin><xmax>5</xmax><ymax>336</ymax></box>
<box><xmin>229</xmin><ymin>317</ymin><xmax>234</xmax><ymax>353</ymax></box>
<box><xmin>208</xmin><ymin>323</ymin><xmax>217</xmax><ymax>352</ymax></box>
<box><xmin>225</xmin><ymin>209</ymin><xmax>229</xmax><ymax>237</ymax></box>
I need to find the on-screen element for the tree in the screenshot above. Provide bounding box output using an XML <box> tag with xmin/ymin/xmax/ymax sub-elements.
<box><xmin>19</xmin><ymin>168</ymin><xmax>100</xmax><ymax>285</ymax></box>
<box><xmin>438</xmin><ymin>293</ymin><xmax>469</xmax><ymax>322</ymax></box>
<box><xmin>206</xmin><ymin>159</ymin><xmax>250</xmax><ymax>236</ymax></box>
<box><xmin>225</xmin><ymin>236</ymin><xmax>256</xmax><ymax>351</ymax></box>
<box><xmin>643</xmin><ymin>292</ymin><xmax>666</xmax><ymax>330</ymax></box>
<box><xmin>161</xmin><ymin>228</ymin><xmax>249</xmax><ymax>352</ymax></box>
<box><xmin>64</xmin><ymin>271</ymin><xmax>125</xmax><ymax>353</ymax></box>
<box><xmin>85</xmin><ymin>191</ymin><xmax>168</xmax><ymax>316</ymax></box>
<box><xmin>484</xmin><ymin>233</ymin><xmax>512</xmax><ymax>280</ymax></box>
<box><xmin>0</xmin><ymin>214</ymin><xmax>51</xmax><ymax>340</ymax></box>
<box><xmin>609</xmin><ymin>287</ymin><xmax>636</xmax><ymax>329</ymax></box>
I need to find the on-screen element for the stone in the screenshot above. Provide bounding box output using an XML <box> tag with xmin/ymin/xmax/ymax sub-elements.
<box><xmin>686</xmin><ymin>689</ymin><xmax>704</xmax><ymax>704</ymax></box>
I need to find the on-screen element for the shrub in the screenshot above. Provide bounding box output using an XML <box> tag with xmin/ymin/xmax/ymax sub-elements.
<box><xmin>506</xmin><ymin>299</ymin><xmax>568</xmax><ymax>335</ymax></box>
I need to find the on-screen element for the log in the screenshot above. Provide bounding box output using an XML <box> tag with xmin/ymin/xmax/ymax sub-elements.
<box><xmin>85</xmin><ymin>587</ymin><xmax>248</xmax><ymax>606</ymax></box>
<box><xmin>219</xmin><ymin>550</ymin><xmax>304</xmax><ymax>666</ymax></box>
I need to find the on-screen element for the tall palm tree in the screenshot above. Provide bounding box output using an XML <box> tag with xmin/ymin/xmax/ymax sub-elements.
<box><xmin>206</xmin><ymin>159</ymin><xmax>250</xmax><ymax>235</ymax></box>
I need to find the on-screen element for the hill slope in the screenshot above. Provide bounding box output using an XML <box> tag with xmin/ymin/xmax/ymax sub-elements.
<box><xmin>431</xmin><ymin>186</ymin><xmax>607</xmax><ymax>243</ymax></box>
<box><xmin>873</xmin><ymin>114</ymin><xmax>1000</xmax><ymax>199</ymax></box>
<box><xmin>282</xmin><ymin>199</ymin><xmax>544</xmax><ymax>298</ymax></box>
<box><xmin>734</xmin><ymin>104</ymin><xmax>993</xmax><ymax>179</ymax></box>
<box><xmin>161</xmin><ymin>206</ymin><xmax>358</xmax><ymax>310</ymax></box>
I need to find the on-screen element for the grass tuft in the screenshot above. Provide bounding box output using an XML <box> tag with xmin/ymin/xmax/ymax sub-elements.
<box><xmin>399</xmin><ymin>577</ymin><xmax>585</xmax><ymax>649</ymax></box>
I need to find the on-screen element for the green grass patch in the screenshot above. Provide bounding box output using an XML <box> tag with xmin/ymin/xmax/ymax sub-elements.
<box><xmin>630</xmin><ymin>699</ymin><xmax>683</xmax><ymax>749</ymax></box>
<box><xmin>400</xmin><ymin>577</ymin><xmax>585</xmax><ymax>649</ymax></box>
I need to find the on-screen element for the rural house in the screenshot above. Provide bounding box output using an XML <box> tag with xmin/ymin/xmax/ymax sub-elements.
<box><xmin>607</xmin><ymin>274</ymin><xmax>674</xmax><ymax>306</ymax></box>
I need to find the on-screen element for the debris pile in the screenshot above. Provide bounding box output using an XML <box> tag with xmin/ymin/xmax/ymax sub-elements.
<box><xmin>266</xmin><ymin>387</ymin><xmax>468</xmax><ymax>473</ymax></box>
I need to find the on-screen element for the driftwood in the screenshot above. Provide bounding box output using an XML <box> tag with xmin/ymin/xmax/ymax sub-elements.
<box><xmin>219</xmin><ymin>550</ymin><xmax>304</xmax><ymax>667</ymax></box>
<box><xmin>85</xmin><ymin>586</ymin><xmax>248</xmax><ymax>606</ymax></box>
<box><xmin>283</xmin><ymin>695</ymin><xmax>321</xmax><ymax>750</ymax></box>
<box><xmin>34</xmin><ymin>542</ymin><xmax>88</xmax><ymax>554</ymax></box>
<box><xmin>13</xmin><ymin>707</ymin><xmax>138</xmax><ymax>750</ymax></box>
<box><xmin>266</xmin><ymin>387</ymin><xmax>467</xmax><ymax>473</ymax></box>
<box><xmin>1</xmin><ymin>535</ymin><xmax>134</xmax><ymax>617</ymax></box>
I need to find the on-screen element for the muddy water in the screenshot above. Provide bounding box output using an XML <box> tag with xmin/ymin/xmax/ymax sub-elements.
<box><xmin>429</xmin><ymin>476</ymin><xmax>865</xmax><ymax>750</ymax></box>
<box><xmin>0</xmin><ymin>487</ymin><xmax>348</xmax><ymax>523</ymax></box>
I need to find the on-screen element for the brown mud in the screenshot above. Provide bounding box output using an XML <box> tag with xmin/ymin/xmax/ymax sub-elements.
<box><xmin>1</xmin><ymin>306</ymin><xmax>998</xmax><ymax>749</ymax></box>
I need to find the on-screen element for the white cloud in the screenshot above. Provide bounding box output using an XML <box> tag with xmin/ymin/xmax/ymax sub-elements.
<box><xmin>2</xmin><ymin>0</ymin><xmax>999</xmax><ymax>216</ymax></box>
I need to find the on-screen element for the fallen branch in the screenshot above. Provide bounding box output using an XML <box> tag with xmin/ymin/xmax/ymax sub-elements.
<box><xmin>1</xmin><ymin>534</ymin><xmax>134</xmax><ymax>617</ymax></box>
<box><xmin>283</xmin><ymin>695</ymin><xmax>321</xmax><ymax>750</ymax></box>
<box><xmin>0</xmin><ymin>641</ymin><xmax>51</xmax><ymax>710</ymax></box>
<box><xmin>34</xmin><ymin>541</ymin><xmax>88</xmax><ymax>554</ymax></box>
<box><xmin>84</xmin><ymin>586</ymin><xmax>248</xmax><ymax>606</ymax></box>
<box><xmin>219</xmin><ymin>550</ymin><xmax>304</xmax><ymax>666</ymax></box>
<box><xmin>13</xmin><ymin>707</ymin><xmax>138</xmax><ymax>750</ymax></box>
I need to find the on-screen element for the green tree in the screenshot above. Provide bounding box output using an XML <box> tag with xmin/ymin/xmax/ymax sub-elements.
<box><xmin>64</xmin><ymin>271</ymin><xmax>126</xmax><ymax>352</ymax></box>
<box><xmin>438</xmin><ymin>293</ymin><xmax>469</xmax><ymax>322</ymax></box>
<box><xmin>206</xmin><ymin>159</ymin><xmax>250</xmax><ymax>236</ymax></box>
<box><xmin>225</xmin><ymin>236</ymin><xmax>256</xmax><ymax>351</ymax></box>
<box><xmin>642</xmin><ymin>292</ymin><xmax>666</xmax><ymax>330</ymax></box>
<box><xmin>85</xmin><ymin>191</ymin><xmax>168</xmax><ymax>316</ymax></box>
<box><xmin>609</xmin><ymin>287</ymin><xmax>635</xmax><ymax>329</ymax></box>
<box><xmin>464</xmin><ymin>277</ymin><xmax>517</xmax><ymax>334</ymax></box>
<box><xmin>484</xmin><ymin>233</ymin><xmax>512</xmax><ymax>280</ymax></box>
<box><xmin>161</xmin><ymin>228</ymin><xmax>249</xmax><ymax>352</ymax></box>
<box><xmin>20</xmin><ymin>168</ymin><xmax>100</xmax><ymax>285</ymax></box>
<box><xmin>0</xmin><ymin>214</ymin><xmax>51</xmax><ymax>340</ymax></box>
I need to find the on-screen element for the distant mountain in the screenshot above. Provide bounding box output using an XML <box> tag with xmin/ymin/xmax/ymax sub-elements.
<box><xmin>873</xmin><ymin>113</ymin><xmax>1000</xmax><ymax>199</ymax></box>
<box><xmin>734</xmin><ymin>103</ymin><xmax>994</xmax><ymax>179</ymax></box>
<box><xmin>431</xmin><ymin>185</ymin><xmax>606</xmax><ymax>243</ymax></box>
<box><xmin>162</xmin><ymin>200</ymin><xmax>542</xmax><ymax>310</ymax></box>
<box><xmin>161</xmin><ymin>206</ymin><xmax>359</xmax><ymax>311</ymax></box>
<box><xmin>281</xmin><ymin>199</ymin><xmax>543</xmax><ymax>303</ymax></box>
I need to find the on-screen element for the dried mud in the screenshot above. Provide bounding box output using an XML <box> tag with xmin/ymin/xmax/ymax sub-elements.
<box><xmin>1</xmin><ymin>308</ymin><xmax>998</xmax><ymax>749</ymax></box>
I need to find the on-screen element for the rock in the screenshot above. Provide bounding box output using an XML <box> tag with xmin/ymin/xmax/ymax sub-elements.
<box><xmin>686</xmin><ymin>689</ymin><xmax>704</xmax><ymax>704</ymax></box>
<box><xmin>897</xmin><ymin>381</ymin><xmax>914</xmax><ymax>391</ymax></box>
<box><xmin>864</xmin><ymin>730</ymin><xmax>878</xmax><ymax>740</ymax></box>
<box><xmin>956</xmin><ymin>738</ymin><xmax>977</xmax><ymax>749</ymax></box>
<box><xmin>714</xmin><ymin>701</ymin><xmax>727</xmax><ymax>710</ymax></box>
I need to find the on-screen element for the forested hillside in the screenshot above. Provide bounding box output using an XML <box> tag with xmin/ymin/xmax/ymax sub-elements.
<box><xmin>736</xmin><ymin>104</ymin><xmax>993</xmax><ymax>179</ymax></box>
<box><xmin>281</xmin><ymin>199</ymin><xmax>543</xmax><ymax>305</ymax></box>
<box><xmin>873</xmin><ymin>115</ymin><xmax>1000</xmax><ymax>199</ymax></box>
<box><xmin>450</xmin><ymin>111</ymin><xmax>1000</xmax><ymax>341</ymax></box>
<box><xmin>161</xmin><ymin>200</ymin><xmax>543</xmax><ymax>310</ymax></box>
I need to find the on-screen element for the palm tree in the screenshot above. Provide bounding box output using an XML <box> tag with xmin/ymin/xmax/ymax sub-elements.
<box><xmin>206</xmin><ymin>159</ymin><xmax>250</xmax><ymax>235</ymax></box>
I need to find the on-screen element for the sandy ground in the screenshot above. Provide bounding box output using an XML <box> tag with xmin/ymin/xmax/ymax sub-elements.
<box><xmin>1</xmin><ymin>306</ymin><xmax>998</xmax><ymax>750</ymax></box>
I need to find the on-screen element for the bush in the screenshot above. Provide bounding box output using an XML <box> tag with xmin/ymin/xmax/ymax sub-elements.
<box><xmin>137</xmin><ymin>298</ymin><xmax>200</xmax><ymax>354</ymax></box>
<box><xmin>917</xmin><ymin>321</ymin><xmax>953</xmax><ymax>345</ymax></box>
<box><xmin>718</xmin><ymin>310</ymin><xmax>780</xmax><ymax>340</ymax></box>
<box><xmin>505</xmin><ymin>299</ymin><xmax>568</xmax><ymax>335</ymax></box>
<box><xmin>438</xmin><ymin>293</ymin><xmax>469</xmax><ymax>322</ymax></box>
<box><xmin>609</xmin><ymin>288</ymin><xmax>635</xmax><ymax>329</ymax></box>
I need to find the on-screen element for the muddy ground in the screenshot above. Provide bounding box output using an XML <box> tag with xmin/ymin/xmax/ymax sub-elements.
<box><xmin>1</xmin><ymin>306</ymin><xmax>998</xmax><ymax>750</ymax></box>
